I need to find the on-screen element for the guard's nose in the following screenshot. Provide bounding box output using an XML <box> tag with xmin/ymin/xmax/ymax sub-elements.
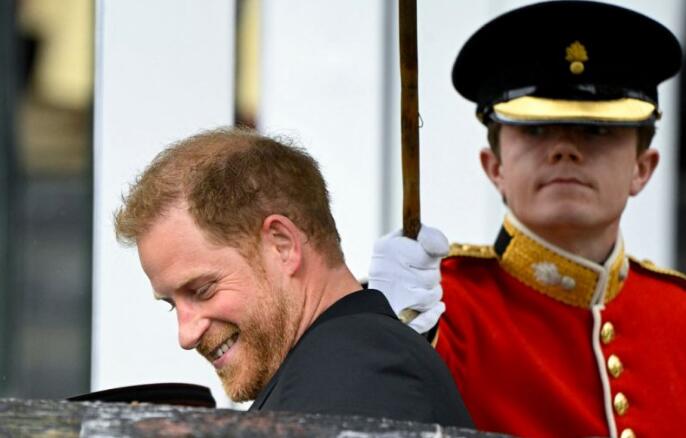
<box><xmin>547</xmin><ymin>132</ymin><xmax>584</xmax><ymax>164</ymax></box>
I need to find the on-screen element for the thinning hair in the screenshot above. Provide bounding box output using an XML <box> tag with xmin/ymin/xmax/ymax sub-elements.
<box><xmin>114</xmin><ymin>127</ymin><xmax>344</xmax><ymax>266</ymax></box>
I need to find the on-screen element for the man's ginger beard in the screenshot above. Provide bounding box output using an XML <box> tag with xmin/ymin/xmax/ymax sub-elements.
<box><xmin>198</xmin><ymin>272</ymin><xmax>302</xmax><ymax>402</ymax></box>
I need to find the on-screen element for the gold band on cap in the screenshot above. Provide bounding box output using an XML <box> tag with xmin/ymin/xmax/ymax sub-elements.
<box><xmin>493</xmin><ymin>96</ymin><xmax>656</xmax><ymax>123</ymax></box>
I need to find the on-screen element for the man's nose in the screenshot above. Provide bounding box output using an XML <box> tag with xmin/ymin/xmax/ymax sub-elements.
<box><xmin>176</xmin><ymin>302</ymin><xmax>210</xmax><ymax>350</ymax></box>
<box><xmin>547</xmin><ymin>134</ymin><xmax>583</xmax><ymax>163</ymax></box>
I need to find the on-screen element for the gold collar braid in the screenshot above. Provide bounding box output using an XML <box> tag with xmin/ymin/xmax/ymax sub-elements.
<box><xmin>494</xmin><ymin>214</ymin><xmax>628</xmax><ymax>308</ymax></box>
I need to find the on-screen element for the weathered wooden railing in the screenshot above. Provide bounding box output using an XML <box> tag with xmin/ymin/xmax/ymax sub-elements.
<box><xmin>0</xmin><ymin>398</ymin><xmax>507</xmax><ymax>437</ymax></box>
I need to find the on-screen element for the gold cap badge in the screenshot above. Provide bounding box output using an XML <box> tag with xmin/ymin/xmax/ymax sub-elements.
<box><xmin>565</xmin><ymin>41</ymin><xmax>588</xmax><ymax>74</ymax></box>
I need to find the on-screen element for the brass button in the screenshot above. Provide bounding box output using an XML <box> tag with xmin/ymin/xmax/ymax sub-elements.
<box><xmin>601</xmin><ymin>321</ymin><xmax>615</xmax><ymax>344</ymax></box>
<box><xmin>608</xmin><ymin>354</ymin><xmax>624</xmax><ymax>378</ymax></box>
<box><xmin>620</xmin><ymin>428</ymin><xmax>636</xmax><ymax>438</ymax></box>
<box><xmin>614</xmin><ymin>392</ymin><xmax>629</xmax><ymax>416</ymax></box>
<box><xmin>570</xmin><ymin>61</ymin><xmax>585</xmax><ymax>74</ymax></box>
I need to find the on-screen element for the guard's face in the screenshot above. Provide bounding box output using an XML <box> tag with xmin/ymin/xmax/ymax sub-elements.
<box><xmin>481</xmin><ymin>124</ymin><xmax>658</xmax><ymax>242</ymax></box>
<box><xmin>137</xmin><ymin>205</ymin><xmax>300</xmax><ymax>402</ymax></box>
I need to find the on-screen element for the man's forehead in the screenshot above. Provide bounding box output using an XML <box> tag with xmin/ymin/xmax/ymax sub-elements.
<box><xmin>137</xmin><ymin>208</ymin><xmax>208</xmax><ymax>291</ymax></box>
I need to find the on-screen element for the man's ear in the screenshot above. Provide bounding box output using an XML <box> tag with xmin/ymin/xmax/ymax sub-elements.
<box><xmin>260</xmin><ymin>214</ymin><xmax>303</xmax><ymax>276</ymax></box>
<box><xmin>630</xmin><ymin>148</ymin><xmax>659</xmax><ymax>196</ymax></box>
<box><xmin>480</xmin><ymin>147</ymin><xmax>504</xmax><ymax>194</ymax></box>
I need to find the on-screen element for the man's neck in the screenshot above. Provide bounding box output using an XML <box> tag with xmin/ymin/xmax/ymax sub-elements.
<box><xmin>292</xmin><ymin>259</ymin><xmax>361</xmax><ymax>344</ymax></box>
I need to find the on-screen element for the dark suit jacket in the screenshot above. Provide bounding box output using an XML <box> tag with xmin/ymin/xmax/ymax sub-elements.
<box><xmin>250</xmin><ymin>289</ymin><xmax>472</xmax><ymax>427</ymax></box>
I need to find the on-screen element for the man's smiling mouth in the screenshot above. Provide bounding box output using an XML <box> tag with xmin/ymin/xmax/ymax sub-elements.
<box><xmin>210</xmin><ymin>332</ymin><xmax>240</xmax><ymax>360</ymax></box>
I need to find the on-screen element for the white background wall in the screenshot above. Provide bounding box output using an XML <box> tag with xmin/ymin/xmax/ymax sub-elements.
<box><xmin>92</xmin><ymin>0</ymin><xmax>236</xmax><ymax>407</ymax></box>
<box><xmin>93</xmin><ymin>0</ymin><xmax>683</xmax><ymax>408</ymax></box>
<box><xmin>259</xmin><ymin>0</ymin><xmax>388</xmax><ymax>277</ymax></box>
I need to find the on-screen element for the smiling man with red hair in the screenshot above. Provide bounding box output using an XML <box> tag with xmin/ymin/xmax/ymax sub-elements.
<box><xmin>114</xmin><ymin>127</ymin><xmax>472</xmax><ymax>426</ymax></box>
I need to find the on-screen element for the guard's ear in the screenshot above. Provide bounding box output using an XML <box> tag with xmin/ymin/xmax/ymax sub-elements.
<box><xmin>259</xmin><ymin>214</ymin><xmax>303</xmax><ymax>276</ymax></box>
<box><xmin>630</xmin><ymin>148</ymin><xmax>659</xmax><ymax>196</ymax></box>
<box><xmin>480</xmin><ymin>147</ymin><xmax>505</xmax><ymax>195</ymax></box>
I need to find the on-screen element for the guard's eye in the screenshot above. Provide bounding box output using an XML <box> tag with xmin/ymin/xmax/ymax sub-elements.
<box><xmin>583</xmin><ymin>125</ymin><xmax>610</xmax><ymax>136</ymax></box>
<box><xmin>522</xmin><ymin>125</ymin><xmax>547</xmax><ymax>137</ymax></box>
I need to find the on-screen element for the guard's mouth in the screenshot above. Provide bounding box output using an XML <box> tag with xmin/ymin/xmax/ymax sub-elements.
<box><xmin>539</xmin><ymin>176</ymin><xmax>592</xmax><ymax>190</ymax></box>
<box><xmin>210</xmin><ymin>332</ymin><xmax>240</xmax><ymax>360</ymax></box>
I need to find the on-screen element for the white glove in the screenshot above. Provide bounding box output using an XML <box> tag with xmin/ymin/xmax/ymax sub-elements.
<box><xmin>368</xmin><ymin>225</ymin><xmax>449</xmax><ymax>333</ymax></box>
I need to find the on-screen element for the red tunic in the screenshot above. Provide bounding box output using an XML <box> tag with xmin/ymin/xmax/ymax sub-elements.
<box><xmin>436</xmin><ymin>215</ymin><xmax>686</xmax><ymax>438</ymax></box>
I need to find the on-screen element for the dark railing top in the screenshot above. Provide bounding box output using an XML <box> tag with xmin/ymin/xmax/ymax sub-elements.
<box><xmin>0</xmin><ymin>398</ymin><xmax>508</xmax><ymax>437</ymax></box>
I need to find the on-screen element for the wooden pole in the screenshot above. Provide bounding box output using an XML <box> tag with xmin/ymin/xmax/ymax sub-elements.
<box><xmin>397</xmin><ymin>0</ymin><xmax>421</xmax><ymax>324</ymax></box>
<box><xmin>398</xmin><ymin>0</ymin><xmax>421</xmax><ymax>240</ymax></box>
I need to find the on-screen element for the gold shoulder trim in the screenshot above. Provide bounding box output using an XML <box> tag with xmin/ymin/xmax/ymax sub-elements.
<box><xmin>629</xmin><ymin>256</ymin><xmax>686</xmax><ymax>282</ymax></box>
<box><xmin>447</xmin><ymin>243</ymin><xmax>496</xmax><ymax>259</ymax></box>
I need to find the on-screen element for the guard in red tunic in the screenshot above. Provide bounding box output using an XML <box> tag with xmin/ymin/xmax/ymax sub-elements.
<box><xmin>369</xmin><ymin>2</ymin><xmax>685</xmax><ymax>437</ymax></box>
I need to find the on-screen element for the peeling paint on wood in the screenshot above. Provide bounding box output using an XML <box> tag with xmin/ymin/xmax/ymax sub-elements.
<box><xmin>0</xmin><ymin>399</ymin><xmax>507</xmax><ymax>437</ymax></box>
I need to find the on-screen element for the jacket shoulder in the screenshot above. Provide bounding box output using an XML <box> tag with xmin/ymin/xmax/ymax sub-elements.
<box><xmin>447</xmin><ymin>242</ymin><xmax>496</xmax><ymax>259</ymax></box>
<box><xmin>628</xmin><ymin>256</ymin><xmax>686</xmax><ymax>289</ymax></box>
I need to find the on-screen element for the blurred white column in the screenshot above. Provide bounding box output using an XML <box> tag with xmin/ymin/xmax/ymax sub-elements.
<box><xmin>613</xmin><ymin>0</ymin><xmax>682</xmax><ymax>267</ymax></box>
<box><xmin>413</xmin><ymin>1</ymin><xmax>505</xmax><ymax>245</ymax></box>
<box><xmin>259</xmin><ymin>0</ymin><xmax>387</xmax><ymax>278</ymax></box>
<box><xmin>92</xmin><ymin>0</ymin><xmax>235</xmax><ymax>407</ymax></box>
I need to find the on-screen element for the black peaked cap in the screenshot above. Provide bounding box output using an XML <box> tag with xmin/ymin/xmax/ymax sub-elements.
<box><xmin>452</xmin><ymin>0</ymin><xmax>682</xmax><ymax>124</ymax></box>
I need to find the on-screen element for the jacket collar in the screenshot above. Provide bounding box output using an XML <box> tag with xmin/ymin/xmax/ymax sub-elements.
<box><xmin>493</xmin><ymin>213</ymin><xmax>629</xmax><ymax>308</ymax></box>
<box><xmin>250</xmin><ymin>289</ymin><xmax>392</xmax><ymax>410</ymax></box>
